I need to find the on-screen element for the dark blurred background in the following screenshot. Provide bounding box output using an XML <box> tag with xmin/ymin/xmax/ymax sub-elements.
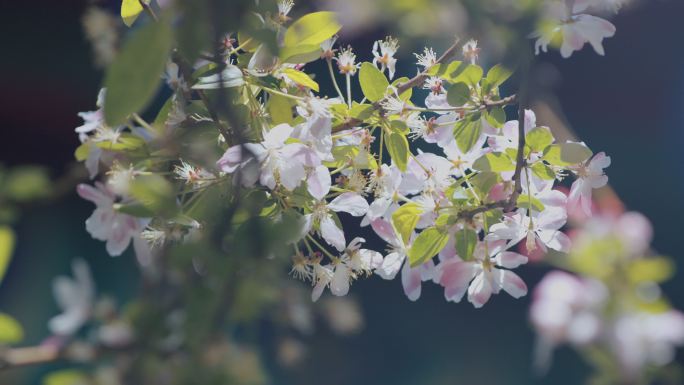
<box><xmin>1</xmin><ymin>0</ymin><xmax>684</xmax><ymax>384</ymax></box>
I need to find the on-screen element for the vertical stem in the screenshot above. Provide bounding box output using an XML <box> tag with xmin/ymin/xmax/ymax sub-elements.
<box><xmin>327</xmin><ymin>58</ymin><xmax>346</xmax><ymax>103</ymax></box>
<box><xmin>346</xmin><ymin>73</ymin><xmax>352</xmax><ymax>108</ymax></box>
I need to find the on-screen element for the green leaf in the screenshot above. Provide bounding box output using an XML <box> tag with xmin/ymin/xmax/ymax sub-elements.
<box><xmin>408</xmin><ymin>228</ymin><xmax>449</xmax><ymax>267</ymax></box>
<box><xmin>94</xmin><ymin>133</ymin><xmax>146</xmax><ymax>152</ymax></box>
<box><xmin>0</xmin><ymin>227</ymin><xmax>15</xmax><ymax>285</ymax></box>
<box><xmin>486</xmin><ymin>64</ymin><xmax>513</xmax><ymax>88</ymax></box>
<box><xmin>446</xmin><ymin>82</ymin><xmax>470</xmax><ymax>106</ymax></box>
<box><xmin>391</xmin><ymin>77</ymin><xmax>413</xmax><ymax>101</ymax></box>
<box><xmin>283</xmin><ymin>11</ymin><xmax>341</xmax><ymax>47</ymax></box>
<box><xmin>485</xmin><ymin>106</ymin><xmax>506</xmax><ymax>128</ymax></box>
<box><xmin>453</xmin><ymin>118</ymin><xmax>483</xmax><ymax>153</ymax></box>
<box><xmin>129</xmin><ymin>174</ymin><xmax>178</xmax><ymax>217</ymax></box>
<box><xmin>104</xmin><ymin>16</ymin><xmax>173</xmax><ymax>126</ymax></box>
<box><xmin>267</xmin><ymin>93</ymin><xmax>293</xmax><ymax>125</ymax></box>
<box><xmin>472</xmin><ymin>152</ymin><xmax>515</xmax><ymax>172</ymax></box>
<box><xmin>281</xmin><ymin>68</ymin><xmax>319</xmax><ymax>92</ymax></box>
<box><xmin>469</xmin><ymin>171</ymin><xmax>500</xmax><ymax>196</ymax></box>
<box><xmin>526</xmin><ymin>126</ymin><xmax>554</xmax><ymax>153</ymax></box>
<box><xmin>444</xmin><ymin>61</ymin><xmax>465</xmax><ymax>80</ymax></box>
<box><xmin>4</xmin><ymin>166</ymin><xmax>51</xmax><ymax>201</ymax></box>
<box><xmin>482</xmin><ymin>209</ymin><xmax>503</xmax><ymax>232</ymax></box>
<box><xmin>455</xmin><ymin>228</ymin><xmax>477</xmax><ymax>261</ymax></box>
<box><xmin>279</xmin><ymin>44</ymin><xmax>321</xmax><ymax>64</ymax></box>
<box><xmin>391</xmin><ymin>203</ymin><xmax>423</xmax><ymax>245</ymax></box>
<box><xmin>530</xmin><ymin>162</ymin><xmax>556</xmax><ymax>180</ymax></box>
<box><xmin>0</xmin><ymin>312</ymin><xmax>23</xmax><ymax>344</ymax></box>
<box><xmin>389</xmin><ymin>120</ymin><xmax>409</xmax><ymax>135</ymax></box>
<box><xmin>121</xmin><ymin>0</ymin><xmax>144</xmax><ymax>27</ymax></box>
<box><xmin>543</xmin><ymin>143</ymin><xmax>593</xmax><ymax>166</ymax></box>
<box><xmin>350</xmin><ymin>103</ymin><xmax>374</xmax><ymax>120</ymax></box>
<box><xmin>74</xmin><ymin>142</ymin><xmax>90</xmax><ymax>162</ymax></box>
<box><xmin>517</xmin><ymin>194</ymin><xmax>545</xmax><ymax>212</ymax></box>
<box><xmin>359</xmin><ymin>62</ymin><xmax>389</xmax><ymax>102</ymax></box>
<box><xmin>43</xmin><ymin>370</ymin><xmax>87</xmax><ymax>385</ymax></box>
<box><xmin>627</xmin><ymin>257</ymin><xmax>675</xmax><ymax>284</ymax></box>
<box><xmin>450</xmin><ymin>64</ymin><xmax>483</xmax><ymax>86</ymax></box>
<box><xmin>385</xmin><ymin>132</ymin><xmax>409</xmax><ymax>172</ymax></box>
<box><xmin>113</xmin><ymin>202</ymin><xmax>156</xmax><ymax>218</ymax></box>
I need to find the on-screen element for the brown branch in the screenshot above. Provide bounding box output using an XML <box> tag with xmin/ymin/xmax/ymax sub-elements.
<box><xmin>506</xmin><ymin>99</ymin><xmax>527</xmax><ymax>211</ymax></box>
<box><xmin>0</xmin><ymin>345</ymin><xmax>60</xmax><ymax>370</ymax></box>
<box><xmin>138</xmin><ymin>0</ymin><xmax>159</xmax><ymax>22</ymax></box>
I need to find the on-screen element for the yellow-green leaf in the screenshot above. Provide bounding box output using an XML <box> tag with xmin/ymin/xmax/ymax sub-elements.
<box><xmin>0</xmin><ymin>312</ymin><xmax>23</xmax><ymax>344</ymax></box>
<box><xmin>385</xmin><ymin>132</ymin><xmax>409</xmax><ymax>171</ymax></box>
<box><xmin>391</xmin><ymin>203</ymin><xmax>423</xmax><ymax>245</ymax></box>
<box><xmin>408</xmin><ymin>228</ymin><xmax>449</xmax><ymax>267</ymax></box>
<box><xmin>543</xmin><ymin>143</ymin><xmax>593</xmax><ymax>166</ymax></box>
<box><xmin>359</xmin><ymin>62</ymin><xmax>389</xmax><ymax>102</ymax></box>
<box><xmin>0</xmin><ymin>227</ymin><xmax>15</xmax><ymax>285</ymax></box>
<box><xmin>281</xmin><ymin>68</ymin><xmax>319</xmax><ymax>92</ymax></box>
<box><xmin>627</xmin><ymin>257</ymin><xmax>675</xmax><ymax>284</ymax></box>
<box><xmin>43</xmin><ymin>370</ymin><xmax>88</xmax><ymax>385</ymax></box>
<box><xmin>283</xmin><ymin>11</ymin><xmax>341</xmax><ymax>47</ymax></box>
<box><xmin>121</xmin><ymin>0</ymin><xmax>144</xmax><ymax>27</ymax></box>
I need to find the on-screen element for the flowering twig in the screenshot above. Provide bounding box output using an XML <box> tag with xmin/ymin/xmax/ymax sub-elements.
<box><xmin>332</xmin><ymin>40</ymin><xmax>462</xmax><ymax>132</ymax></box>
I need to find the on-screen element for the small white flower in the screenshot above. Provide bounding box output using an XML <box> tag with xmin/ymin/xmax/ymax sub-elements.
<box><xmin>174</xmin><ymin>160</ymin><xmax>215</xmax><ymax>188</ymax></box>
<box><xmin>335</xmin><ymin>46</ymin><xmax>359</xmax><ymax>75</ymax></box>
<box><xmin>277</xmin><ymin>0</ymin><xmax>295</xmax><ymax>19</ymax></box>
<box><xmin>534</xmin><ymin>14</ymin><xmax>616</xmax><ymax>58</ymax></box>
<box><xmin>462</xmin><ymin>39</ymin><xmax>480</xmax><ymax>64</ymax></box>
<box><xmin>567</xmin><ymin>152</ymin><xmax>610</xmax><ymax>216</ymax></box>
<box><xmin>77</xmin><ymin>182</ymin><xmax>149</xmax><ymax>257</ymax></box>
<box><xmin>320</xmin><ymin>36</ymin><xmax>338</xmax><ymax>60</ymax></box>
<box><xmin>106</xmin><ymin>163</ymin><xmax>136</xmax><ymax>196</ymax></box>
<box><xmin>301</xmin><ymin>192</ymin><xmax>369</xmax><ymax>251</ymax></box>
<box><xmin>379</xmin><ymin>90</ymin><xmax>408</xmax><ymax>116</ymax></box>
<box><xmin>414</xmin><ymin>47</ymin><xmax>438</xmax><ymax>70</ymax></box>
<box><xmin>49</xmin><ymin>259</ymin><xmax>95</xmax><ymax>336</ymax></box>
<box><xmin>372</xmin><ymin>36</ymin><xmax>399</xmax><ymax>79</ymax></box>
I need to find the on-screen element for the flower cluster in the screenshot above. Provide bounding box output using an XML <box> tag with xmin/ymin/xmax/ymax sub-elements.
<box><xmin>531</xmin><ymin>211</ymin><xmax>684</xmax><ymax>382</ymax></box>
<box><xmin>73</xmin><ymin>0</ymin><xmax>614</xmax><ymax>310</ymax></box>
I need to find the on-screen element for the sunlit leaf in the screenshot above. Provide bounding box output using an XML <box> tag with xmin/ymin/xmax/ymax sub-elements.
<box><xmin>385</xmin><ymin>132</ymin><xmax>409</xmax><ymax>171</ymax></box>
<box><xmin>392</xmin><ymin>203</ymin><xmax>422</xmax><ymax>245</ymax></box>
<box><xmin>359</xmin><ymin>62</ymin><xmax>389</xmax><ymax>102</ymax></box>
<box><xmin>282</xmin><ymin>68</ymin><xmax>319</xmax><ymax>92</ymax></box>
<box><xmin>121</xmin><ymin>0</ymin><xmax>145</xmax><ymax>27</ymax></box>
<box><xmin>0</xmin><ymin>312</ymin><xmax>23</xmax><ymax>344</ymax></box>
<box><xmin>283</xmin><ymin>11</ymin><xmax>341</xmax><ymax>47</ymax></box>
<box><xmin>408</xmin><ymin>228</ymin><xmax>449</xmax><ymax>267</ymax></box>
<box><xmin>0</xmin><ymin>227</ymin><xmax>15</xmax><ymax>285</ymax></box>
